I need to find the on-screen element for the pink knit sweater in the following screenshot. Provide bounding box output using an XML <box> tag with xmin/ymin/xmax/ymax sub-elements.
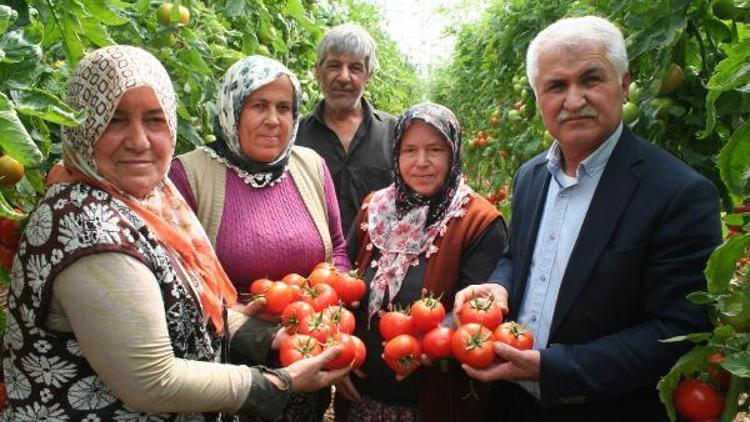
<box><xmin>169</xmin><ymin>160</ymin><xmax>351</xmax><ymax>294</ymax></box>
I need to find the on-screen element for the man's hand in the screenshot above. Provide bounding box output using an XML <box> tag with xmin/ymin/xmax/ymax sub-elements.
<box><xmin>462</xmin><ymin>342</ymin><xmax>540</xmax><ymax>382</ymax></box>
<box><xmin>284</xmin><ymin>345</ymin><xmax>351</xmax><ymax>392</ymax></box>
<box><xmin>334</xmin><ymin>368</ymin><xmax>367</xmax><ymax>402</ymax></box>
<box><xmin>454</xmin><ymin>283</ymin><xmax>509</xmax><ymax>325</ymax></box>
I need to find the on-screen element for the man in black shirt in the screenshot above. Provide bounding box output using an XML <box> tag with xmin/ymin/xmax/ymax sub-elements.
<box><xmin>297</xmin><ymin>23</ymin><xmax>397</xmax><ymax>235</ymax></box>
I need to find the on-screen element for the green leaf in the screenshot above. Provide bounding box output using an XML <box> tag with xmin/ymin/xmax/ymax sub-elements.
<box><xmin>660</xmin><ymin>332</ymin><xmax>712</xmax><ymax>343</ymax></box>
<box><xmin>0</xmin><ymin>191</ymin><xmax>25</xmax><ymax>220</ymax></box>
<box><xmin>721</xmin><ymin>351</ymin><xmax>750</xmax><ymax>378</ymax></box>
<box><xmin>0</xmin><ymin>92</ymin><xmax>43</xmax><ymax>167</ymax></box>
<box><xmin>177</xmin><ymin>118</ymin><xmax>205</xmax><ymax>148</ymax></box>
<box><xmin>176</xmin><ymin>49</ymin><xmax>212</xmax><ymax>76</ymax></box>
<box><xmin>12</xmin><ymin>88</ymin><xmax>86</xmax><ymax>127</ymax></box>
<box><xmin>658</xmin><ymin>346</ymin><xmax>713</xmax><ymax>421</ymax></box>
<box><xmin>687</xmin><ymin>290</ymin><xmax>713</xmax><ymax>305</ymax></box>
<box><xmin>0</xmin><ymin>5</ymin><xmax>18</xmax><ymax>34</ymax></box>
<box><xmin>0</xmin><ymin>29</ymin><xmax>43</xmax><ymax>89</ymax></box>
<box><xmin>82</xmin><ymin>0</ymin><xmax>129</xmax><ymax>26</ymax></box>
<box><xmin>80</xmin><ymin>16</ymin><xmax>114</xmax><ymax>47</ymax></box>
<box><xmin>718</xmin><ymin>118</ymin><xmax>750</xmax><ymax>196</ymax></box>
<box><xmin>699</xmin><ymin>90</ymin><xmax>722</xmax><ymax>139</ymax></box>
<box><xmin>224</xmin><ymin>0</ymin><xmax>251</xmax><ymax>18</ymax></box>
<box><xmin>707</xmin><ymin>39</ymin><xmax>750</xmax><ymax>92</ymax></box>
<box><xmin>705</xmin><ymin>233</ymin><xmax>750</xmax><ymax>295</ymax></box>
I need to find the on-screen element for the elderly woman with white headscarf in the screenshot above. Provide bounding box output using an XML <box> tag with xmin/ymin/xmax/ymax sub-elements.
<box><xmin>1</xmin><ymin>45</ymin><xmax>346</xmax><ymax>421</ymax></box>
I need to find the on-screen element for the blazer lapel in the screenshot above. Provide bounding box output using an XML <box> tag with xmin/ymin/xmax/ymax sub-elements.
<box><xmin>549</xmin><ymin>128</ymin><xmax>643</xmax><ymax>335</ymax></box>
<box><xmin>511</xmin><ymin>161</ymin><xmax>551</xmax><ymax>316</ymax></box>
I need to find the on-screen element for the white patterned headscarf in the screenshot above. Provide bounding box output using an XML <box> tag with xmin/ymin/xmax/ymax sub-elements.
<box><xmin>60</xmin><ymin>45</ymin><xmax>177</xmax><ymax>183</ymax></box>
<box><xmin>206</xmin><ymin>55</ymin><xmax>302</xmax><ymax>188</ymax></box>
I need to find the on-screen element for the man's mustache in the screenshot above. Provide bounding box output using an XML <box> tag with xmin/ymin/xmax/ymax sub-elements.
<box><xmin>556</xmin><ymin>106</ymin><xmax>598</xmax><ymax>123</ymax></box>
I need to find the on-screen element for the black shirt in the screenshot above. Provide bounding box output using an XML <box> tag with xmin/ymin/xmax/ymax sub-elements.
<box><xmin>297</xmin><ymin>99</ymin><xmax>397</xmax><ymax>235</ymax></box>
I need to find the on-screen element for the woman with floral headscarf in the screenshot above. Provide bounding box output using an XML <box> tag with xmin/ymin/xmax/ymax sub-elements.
<box><xmin>169</xmin><ymin>55</ymin><xmax>350</xmax><ymax>421</ymax></box>
<box><xmin>1</xmin><ymin>45</ymin><xmax>347</xmax><ymax>421</ymax></box>
<box><xmin>336</xmin><ymin>103</ymin><xmax>508</xmax><ymax>422</ymax></box>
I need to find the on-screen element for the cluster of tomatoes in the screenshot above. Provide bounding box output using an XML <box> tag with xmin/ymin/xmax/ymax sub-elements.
<box><xmin>0</xmin><ymin>217</ymin><xmax>21</xmax><ymax>270</ymax></box>
<box><xmin>378</xmin><ymin>292</ymin><xmax>535</xmax><ymax>377</ymax></box>
<box><xmin>248</xmin><ymin>262</ymin><xmax>367</xmax><ymax>370</ymax></box>
<box><xmin>673</xmin><ymin>353</ymin><xmax>730</xmax><ymax>421</ymax></box>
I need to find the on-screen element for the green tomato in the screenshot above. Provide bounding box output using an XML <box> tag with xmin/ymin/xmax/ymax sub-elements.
<box><xmin>658</xmin><ymin>63</ymin><xmax>684</xmax><ymax>96</ymax></box>
<box><xmin>622</xmin><ymin>102</ymin><xmax>639</xmax><ymax>124</ymax></box>
<box><xmin>507</xmin><ymin>109</ymin><xmax>522</xmax><ymax>121</ymax></box>
<box><xmin>628</xmin><ymin>82</ymin><xmax>641</xmax><ymax>103</ymax></box>
<box><xmin>157</xmin><ymin>3</ymin><xmax>190</xmax><ymax>26</ymax></box>
<box><xmin>543</xmin><ymin>130</ymin><xmax>554</xmax><ymax>148</ymax></box>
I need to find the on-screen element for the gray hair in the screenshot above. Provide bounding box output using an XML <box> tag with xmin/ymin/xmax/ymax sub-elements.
<box><xmin>316</xmin><ymin>23</ymin><xmax>379</xmax><ymax>75</ymax></box>
<box><xmin>526</xmin><ymin>16</ymin><xmax>628</xmax><ymax>95</ymax></box>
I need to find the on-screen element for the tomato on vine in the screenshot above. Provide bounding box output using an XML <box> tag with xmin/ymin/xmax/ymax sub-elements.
<box><xmin>673</xmin><ymin>378</ymin><xmax>725</xmax><ymax>421</ymax></box>
<box><xmin>281</xmin><ymin>301</ymin><xmax>315</xmax><ymax>335</ymax></box>
<box><xmin>457</xmin><ymin>295</ymin><xmax>503</xmax><ymax>330</ymax></box>
<box><xmin>279</xmin><ymin>334</ymin><xmax>321</xmax><ymax>367</ymax></box>
<box><xmin>422</xmin><ymin>326</ymin><xmax>454</xmax><ymax>361</ymax></box>
<box><xmin>322</xmin><ymin>333</ymin><xmax>357</xmax><ymax>370</ymax></box>
<box><xmin>383</xmin><ymin>334</ymin><xmax>422</xmax><ymax>376</ymax></box>
<box><xmin>379</xmin><ymin>309</ymin><xmax>417</xmax><ymax>340</ymax></box>
<box><xmin>410</xmin><ymin>294</ymin><xmax>446</xmax><ymax>332</ymax></box>
<box><xmin>451</xmin><ymin>323</ymin><xmax>495</xmax><ymax>369</ymax></box>
<box><xmin>493</xmin><ymin>322</ymin><xmax>534</xmax><ymax>350</ymax></box>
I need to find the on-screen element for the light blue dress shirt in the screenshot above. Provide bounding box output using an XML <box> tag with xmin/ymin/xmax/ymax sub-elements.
<box><xmin>517</xmin><ymin>123</ymin><xmax>623</xmax><ymax>398</ymax></box>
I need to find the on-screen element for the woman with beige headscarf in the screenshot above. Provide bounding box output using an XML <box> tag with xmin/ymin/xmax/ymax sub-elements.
<box><xmin>0</xmin><ymin>45</ymin><xmax>347</xmax><ymax>421</ymax></box>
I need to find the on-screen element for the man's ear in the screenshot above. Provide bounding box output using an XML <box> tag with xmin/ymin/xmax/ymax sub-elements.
<box><xmin>314</xmin><ymin>65</ymin><xmax>322</xmax><ymax>83</ymax></box>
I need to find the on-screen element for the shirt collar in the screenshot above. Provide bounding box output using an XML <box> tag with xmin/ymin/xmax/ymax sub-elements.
<box><xmin>313</xmin><ymin>97</ymin><xmax>373</xmax><ymax>124</ymax></box>
<box><xmin>545</xmin><ymin>122</ymin><xmax>623</xmax><ymax>179</ymax></box>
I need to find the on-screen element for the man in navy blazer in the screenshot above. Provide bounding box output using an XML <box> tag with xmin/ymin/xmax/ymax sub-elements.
<box><xmin>456</xmin><ymin>16</ymin><xmax>723</xmax><ymax>421</ymax></box>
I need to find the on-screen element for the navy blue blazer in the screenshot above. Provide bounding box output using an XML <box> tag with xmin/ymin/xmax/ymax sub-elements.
<box><xmin>485</xmin><ymin>126</ymin><xmax>723</xmax><ymax>421</ymax></box>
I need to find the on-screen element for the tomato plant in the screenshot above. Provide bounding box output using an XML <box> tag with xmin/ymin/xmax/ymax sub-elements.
<box><xmin>279</xmin><ymin>334</ymin><xmax>321</xmax><ymax>367</ymax></box>
<box><xmin>281</xmin><ymin>301</ymin><xmax>315</xmax><ymax>335</ymax></box>
<box><xmin>421</xmin><ymin>325</ymin><xmax>454</xmax><ymax>361</ymax></box>
<box><xmin>410</xmin><ymin>294</ymin><xmax>446</xmax><ymax>332</ymax></box>
<box><xmin>451</xmin><ymin>323</ymin><xmax>496</xmax><ymax>369</ymax></box>
<box><xmin>457</xmin><ymin>295</ymin><xmax>503</xmax><ymax>330</ymax></box>
<box><xmin>493</xmin><ymin>322</ymin><xmax>534</xmax><ymax>351</ymax></box>
<box><xmin>383</xmin><ymin>334</ymin><xmax>421</xmax><ymax>376</ymax></box>
<box><xmin>379</xmin><ymin>309</ymin><xmax>417</xmax><ymax>341</ymax></box>
<box><xmin>674</xmin><ymin>378</ymin><xmax>725</xmax><ymax>421</ymax></box>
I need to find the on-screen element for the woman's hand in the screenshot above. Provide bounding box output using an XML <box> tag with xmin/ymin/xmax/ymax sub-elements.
<box><xmin>284</xmin><ymin>345</ymin><xmax>351</xmax><ymax>392</ymax></box>
<box><xmin>453</xmin><ymin>283</ymin><xmax>509</xmax><ymax>325</ymax></box>
<box><xmin>335</xmin><ymin>368</ymin><xmax>367</xmax><ymax>402</ymax></box>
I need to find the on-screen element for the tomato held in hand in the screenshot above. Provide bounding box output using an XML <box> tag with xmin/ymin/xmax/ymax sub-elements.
<box><xmin>422</xmin><ymin>326</ymin><xmax>455</xmax><ymax>360</ymax></box>
<box><xmin>379</xmin><ymin>309</ymin><xmax>417</xmax><ymax>341</ymax></box>
<box><xmin>331</xmin><ymin>270</ymin><xmax>366</xmax><ymax>305</ymax></box>
<box><xmin>493</xmin><ymin>322</ymin><xmax>534</xmax><ymax>350</ymax></box>
<box><xmin>457</xmin><ymin>295</ymin><xmax>503</xmax><ymax>330</ymax></box>
<box><xmin>383</xmin><ymin>334</ymin><xmax>421</xmax><ymax>376</ymax></box>
<box><xmin>411</xmin><ymin>295</ymin><xmax>446</xmax><ymax>332</ymax></box>
<box><xmin>351</xmin><ymin>335</ymin><xmax>367</xmax><ymax>369</ymax></box>
<box><xmin>299</xmin><ymin>312</ymin><xmax>333</xmax><ymax>343</ymax></box>
<box><xmin>281</xmin><ymin>301</ymin><xmax>316</xmax><ymax>335</ymax></box>
<box><xmin>674</xmin><ymin>378</ymin><xmax>725</xmax><ymax>421</ymax></box>
<box><xmin>264</xmin><ymin>281</ymin><xmax>294</xmax><ymax>315</ymax></box>
<box><xmin>281</xmin><ymin>273</ymin><xmax>308</xmax><ymax>287</ymax></box>
<box><xmin>249</xmin><ymin>278</ymin><xmax>274</xmax><ymax>296</ymax></box>
<box><xmin>302</xmin><ymin>282</ymin><xmax>340</xmax><ymax>311</ymax></box>
<box><xmin>451</xmin><ymin>323</ymin><xmax>495</xmax><ymax>369</ymax></box>
<box><xmin>321</xmin><ymin>305</ymin><xmax>356</xmax><ymax>334</ymax></box>
<box><xmin>323</xmin><ymin>332</ymin><xmax>357</xmax><ymax>369</ymax></box>
<box><xmin>308</xmin><ymin>266</ymin><xmax>338</xmax><ymax>286</ymax></box>
<box><xmin>279</xmin><ymin>334</ymin><xmax>322</xmax><ymax>367</ymax></box>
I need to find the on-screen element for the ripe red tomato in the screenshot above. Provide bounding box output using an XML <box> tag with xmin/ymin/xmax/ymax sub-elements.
<box><xmin>299</xmin><ymin>312</ymin><xmax>333</xmax><ymax>343</ymax></box>
<box><xmin>383</xmin><ymin>334</ymin><xmax>421</xmax><ymax>376</ymax></box>
<box><xmin>410</xmin><ymin>295</ymin><xmax>446</xmax><ymax>332</ymax></box>
<box><xmin>708</xmin><ymin>353</ymin><xmax>731</xmax><ymax>391</ymax></box>
<box><xmin>674</xmin><ymin>378</ymin><xmax>725</xmax><ymax>420</ymax></box>
<box><xmin>457</xmin><ymin>295</ymin><xmax>503</xmax><ymax>330</ymax></box>
<box><xmin>279</xmin><ymin>334</ymin><xmax>322</xmax><ymax>367</ymax></box>
<box><xmin>330</xmin><ymin>270</ymin><xmax>366</xmax><ymax>305</ymax></box>
<box><xmin>281</xmin><ymin>301</ymin><xmax>315</xmax><ymax>335</ymax></box>
<box><xmin>321</xmin><ymin>305</ymin><xmax>356</xmax><ymax>334</ymax></box>
<box><xmin>0</xmin><ymin>217</ymin><xmax>21</xmax><ymax>250</ymax></box>
<box><xmin>313</xmin><ymin>261</ymin><xmax>336</xmax><ymax>271</ymax></box>
<box><xmin>451</xmin><ymin>323</ymin><xmax>496</xmax><ymax>369</ymax></box>
<box><xmin>0</xmin><ymin>244</ymin><xmax>14</xmax><ymax>270</ymax></box>
<box><xmin>249</xmin><ymin>278</ymin><xmax>274</xmax><ymax>296</ymax></box>
<box><xmin>379</xmin><ymin>310</ymin><xmax>417</xmax><ymax>341</ymax></box>
<box><xmin>493</xmin><ymin>322</ymin><xmax>534</xmax><ymax>350</ymax></box>
<box><xmin>322</xmin><ymin>332</ymin><xmax>356</xmax><ymax>369</ymax></box>
<box><xmin>308</xmin><ymin>267</ymin><xmax>338</xmax><ymax>286</ymax></box>
<box><xmin>422</xmin><ymin>326</ymin><xmax>454</xmax><ymax>360</ymax></box>
<box><xmin>264</xmin><ymin>281</ymin><xmax>294</xmax><ymax>315</ymax></box>
<box><xmin>351</xmin><ymin>335</ymin><xmax>367</xmax><ymax>369</ymax></box>
<box><xmin>281</xmin><ymin>273</ymin><xmax>307</xmax><ymax>287</ymax></box>
<box><xmin>302</xmin><ymin>283</ymin><xmax>339</xmax><ymax>311</ymax></box>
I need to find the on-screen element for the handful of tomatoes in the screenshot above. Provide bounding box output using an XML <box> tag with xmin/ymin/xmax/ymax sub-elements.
<box><xmin>378</xmin><ymin>290</ymin><xmax>535</xmax><ymax>376</ymax></box>
<box><xmin>248</xmin><ymin>262</ymin><xmax>367</xmax><ymax>369</ymax></box>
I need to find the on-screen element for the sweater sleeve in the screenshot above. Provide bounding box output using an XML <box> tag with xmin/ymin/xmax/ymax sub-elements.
<box><xmin>322</xmin><ymin>161</ymin><xmax>351</xmax><ymax>271</ymax></box>
<box><xmin>168</xmin><ymin>159</ymin><xmax>198</xmax><ymax>213</ymax></box>
<box><xmin>53</xmin><ymin>252</ymin><xmax>255</xmax><ymax>414</ymax></box>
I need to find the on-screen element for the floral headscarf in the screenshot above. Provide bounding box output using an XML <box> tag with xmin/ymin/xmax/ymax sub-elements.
<box><xmin>365</xmin><ymin>102</ymin><xmax>473</xmax><ymax>322</ymax></box>
<box><xmin>206</xmin><ymin>55</ymin><xmax>302</xmax><ymax>188</ymax></box>
<box><xmin>53</xmin><ymin>45</ymin><xmax>237</xmax><ymax>333</ymax></box>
